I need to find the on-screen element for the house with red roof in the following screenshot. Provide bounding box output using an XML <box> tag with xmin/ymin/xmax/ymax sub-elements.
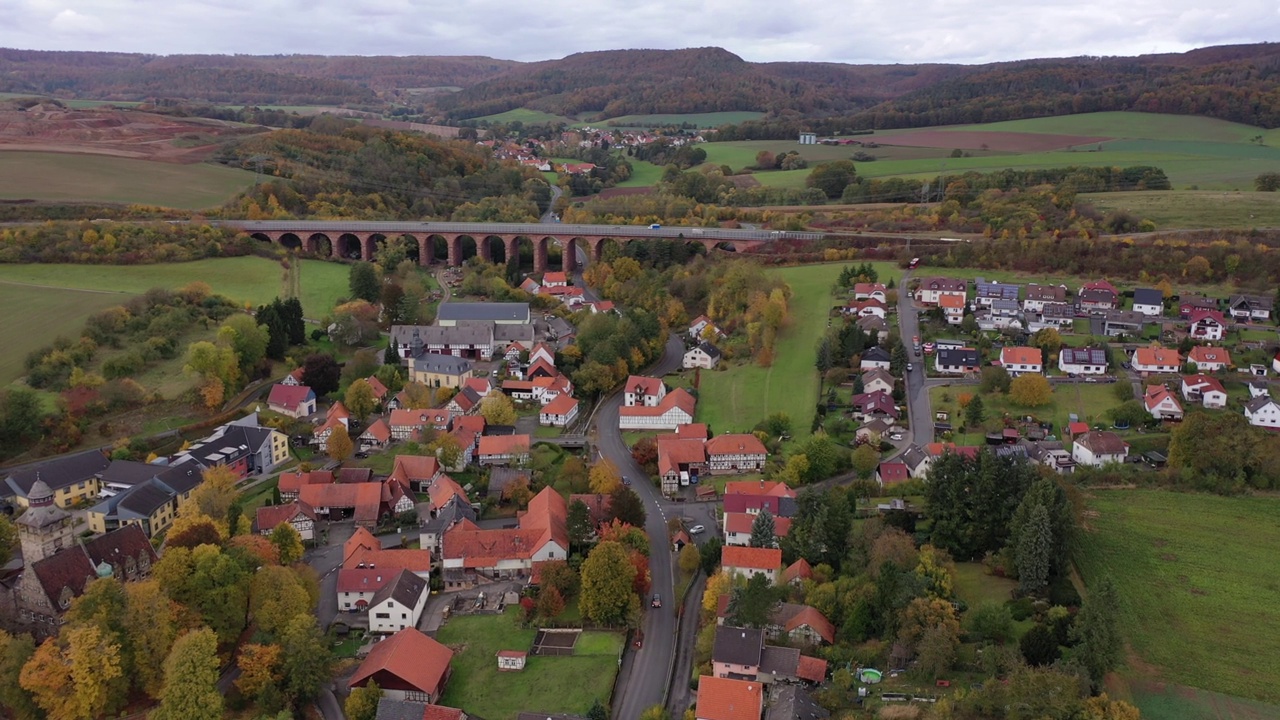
<box><xmin>768</xmin><ymin>603</ymin><xmax>836</xmax><ymax>646</ymax></box>
<box><xmin>337</xmin><ymin>567</ymin><xmax>395</xmax><ymax>612</ymax></box>
<box><xmin>999</xmin><ymin>346</ymin><xmax>1043</xmax><ymax>376</ymax></box>
<box><xmin>1187</xmin><ymin>309</ymin><xmax>1227</xmax><ymax>341</ymax></box>
<box><xmin>278</xmin><ymin>470</ymin><xmax>334</xmax><ymax>501</ymax></box>
<box><xmin>440</xmin><ymin>487</ymin><xmax>567</xmax><ymax>587</ymax></box>
<box><xmin>529</xmin><ymin>343</ymin><xmax>556</xmax><ymax>367</ymax></box>
<box><xmin>365</xmin><ymin>376</ymin><xmax>389</xmax><ymax>404</ymax></box>
<box><xmin>526</xmin><ymin>357</ymin><xmax>558</xmax><ymax>380</ymax></box>
<box><xmin>299</xmin><ymin>482</ymin><xmax>383</xmax><ymax>527</ymax></box>
<box><xmin>389</xmin><ymin>408</ymin><xmax>450</xmax><ymax>441</ymax></box>
<box><xmin>281</xmin><ymin>366</ymin><xmax>306</xmax><ymax>386</ymax></box>
<box><xmin>695</xmin><ymin>676</ymin><xmax>763</xmax><ymax>720</ymax></box>
<box><xmin>689</xmin><ymin>315</ymin><xmax>723</xmax><ymax>340</ymax></box>
<box><xmin>782</xmin><ymin>558</ymin><xmax>813</xmax><ymax>586</ymax></box>
<box><xmin>705</xmin><ymin>434</ymin><xmax>768</xmax><ymax>474</ymax></box>
<box><xmin>348</xmin><ymin>628</ymin><xmax>453</xmax><ymax>703</ymax></box>
<box><xmin>519</xmin><ymin>277</ymin><xmax>541</xmax><ymax>295</ymax></box>
<box><xmin>1181</xmin><ymin>375</ymin><xmax>1228</xmax><ymax>409</ymax></box>
<box><xmin>1132</xmin><ymin>347</ymin><xmax>1182</xmax><ymax>376</ymax></box>
<box><xmin>619</xmin><ymin>388</ymin><xmax>696</xmax><ymax>430</ymax></box>
<box><xmin>914</xmin><ymin>277</ymin><xmax>967</xmax><ymax>306</ymax></box>
<box><xmin>477</xmin><ymin>434</ymin><xmax>531</xmax><ymax>466</ymax></box>
<box><xmin>1187</xmin><ymin>345</ymin><xmax>1231</xmax><ymax>372</ymax></box>
<box><xmin>723</xmin><ymin>513</ymin><xmax>792</xmax><ymax>547</ymax></box>
<box><xmin>359</xmin><ymin>418</ymin><xmax>392</xmax><ymax>449</ymax></box>
<box><xmin>875</xmin><ymin>461</ymin><xmax>910</xmax><ymax>487</ymax></box>
<box><xmin>253</xmin><ymin>500</ymin><xmax>317</xmax><ymax>541</ymax></box>
<box><xmin>539</xmin><ymin>394</ymin><xmax>580</xmax><ymax>427</ymax></box>
<box><xmin>722</xmin><ymin>546</ymin><xmax>782</xmax><ymax>584</ymax></box>
<box><xmin>938</xmin><ymin>293</ymin><xmax>966</xmax><ymax>324</ymax></box>
<box><xmin>623</xmin><ymin>375</ymin><xmax>666</xmax><ymax>407</ymax></box>
<box><xmin>723</xmin><ymin>480</ymin><xmax>795</xmax><ymax>498</ymax></box>
<box><xmin>389</xmin><ymin>455</ymin><xmax>441</xmax><ymax>493</ymax></box>
<box><xmin>312</xmin><ymin>413</ymin><xmax>349</xmax><ymax>447</ymax></box>
<box><xmin>1144</xmin><ymin>385</ymin><xmax>1184</xmax><ymax>421</ymax></box>
<box><xmin>853</xmin><ymin>282</ymin><xmax>887</xmax><ymax>302</ymax></box>
<box><xmin>267</xmin><ymin>384</ymin><xmax>316</xmax><ymax>418</ymax></box>
<box><xmin>657</xmin><ymin>434</ymin><xmax>708</xmax><ymax>495</ymax></box>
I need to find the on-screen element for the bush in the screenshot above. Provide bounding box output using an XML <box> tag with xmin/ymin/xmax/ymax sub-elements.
<box><xmin>102</xmin><ymin>351</ymin><xmax>146</xmax><ymax>379</ymax></box>
<box><xmin>1007</xmin><ymin>596</ymin><xmax>1035</xmax><ymax>621</ymax></box>
<box><xmin>1047</xmin><ymin>575</ymin><xmax>1081</xmax><ymax>607</ymax></box>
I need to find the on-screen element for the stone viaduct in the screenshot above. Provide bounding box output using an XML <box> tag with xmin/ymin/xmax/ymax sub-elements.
<box><xmin>221</xmin><ymin>220</ymin><xmax>822</xmax><ymax>274</ymax></box>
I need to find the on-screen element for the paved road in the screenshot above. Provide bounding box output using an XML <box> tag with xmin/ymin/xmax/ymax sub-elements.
<box><xmin>595</xmin><ymin>334</ymin><xmax>686</xmax><ymax>720</ymax></box>
<box><xmin>896</xmin><ymin>272</ymin><xmax>934</xmax><ymax>448</ymax></box>
<box><xmin>223</xmin><ymin>219</ymin><xmax>822</xmax><ymax>242</ymax></box>
<box><xmin>541</xmin><ymin>185</ymin><xmax>564</xmax><ymax>223</ymax></box>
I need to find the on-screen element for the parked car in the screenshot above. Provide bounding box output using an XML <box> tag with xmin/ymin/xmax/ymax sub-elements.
<box><xmin>906</xmin><ymin>363</ymin><xmax>914</xmax><ymax>372</ymax></box>
<box><xmin>689</xmin><ymin>524</ymin><xmax>706</xmax><ymax>535</ymax></box>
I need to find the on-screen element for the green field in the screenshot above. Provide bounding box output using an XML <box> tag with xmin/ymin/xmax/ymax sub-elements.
<box><xmin>1076</xmin><ymin>490</ymin><xmax>1280</xmax><ymax>704</ymax></box>
<box><xmin>474</xmin><ymin>108</ymin><xmax>577</xmax><ymax>125</ymax></box>
<box><xmin>935</xmin><ymin>112</ymin><xmax>1274</xmax><ymax>144</ymax></box>
<box><xmin>616</xmin><ymin>157</ymin><xmax>666</xmax><ymax>188</ymax></box>
<box><xmin>929</xmin><ymin>381</ymin><xmax>1125</xmax><ymax>445</ymax></box>
<box><xmin>0</xmin><ymin>257</ymin><xmax>349</xmax><ymax>319</ymax></box>
<box><xmin>597</xmin><ymin>111</ymin><xmax>765</xmax><ymax>128</ymax></box>
<box><xmin>694</xmin><ymin>262</ymin><xmax>900</xmax><ymax>439</ymax></box>
<box><xmin>436</xmin><ymin>612</ymin><xmax>622</xmax><ymax>720</ymax></box>
<box><xmin>701</xmin><ymin>140</ymin><xmax>981</xmax><ymax>174</ymax></box>
<box><xmin>0</xmin><ymin>283</ymin><xmax>140</xmax><ymax>385</ymax></box>
<box><xmin>1081</xmin><ymin>190</ymin><xmax>1280</xmax><ymax>230</ymax></box>
<box><xmin>0</xmin><ymin>152</ymin><xmax>257</xmax><ymax>208</ymax></box>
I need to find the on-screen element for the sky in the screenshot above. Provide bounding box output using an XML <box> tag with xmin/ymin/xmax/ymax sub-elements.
<box><xmin>3</xmin><ymin>0</ymin><xmax>1278</xmax><ymax>65</ymax></box>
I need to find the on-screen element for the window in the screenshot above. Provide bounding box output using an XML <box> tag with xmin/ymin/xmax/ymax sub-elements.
<box><xmin>401</xmin><ymin>613</ymin><xmax>407</xmax><ymax>619</ymax></box>
<box><xmin>375</xmin><ymin>612</ymin><xmax>390</xmax><ymax>619</ymax></box>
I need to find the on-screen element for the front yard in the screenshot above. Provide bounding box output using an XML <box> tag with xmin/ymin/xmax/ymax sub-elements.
<box><xmin>436</xmin><ymin>610</ymin><xmax>623</xmax><ymax>720</ymax></box>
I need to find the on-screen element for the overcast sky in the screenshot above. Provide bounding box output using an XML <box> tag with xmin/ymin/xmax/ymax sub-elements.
<box><xmin>3</xmin><ymin>0</ymin><xmax>1278</xmax><ymax>65</ymax></box>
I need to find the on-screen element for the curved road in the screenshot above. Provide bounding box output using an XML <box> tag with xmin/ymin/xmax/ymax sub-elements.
<box><xmin>595</xmin><ymin>334</ymin><xmax>687</xmax><ymax>720</ymax></box>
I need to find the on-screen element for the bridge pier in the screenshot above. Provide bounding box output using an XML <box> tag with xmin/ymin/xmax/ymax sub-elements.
<box><xmin>533</xmin><ymin>238</ymin><xmax>549</xmax><ymax>274</ymax></box>
<box><xmin>504</xmin><ymin>237</ymin><xmax>519</xmax><ymax>267</ymax></box>
<box><xmin>478</xmin><ymin>237</ymin><xmax>493</xmax><ymax>264</ymax></box>
<box><xmin>416</xmin><ymin>235</ymin><xmax>430</xmax><ymax>267</ymax></box>
<box><xmin>562</xmin><ymin>238</ymin><xmax>579</xmax><ymax>273</ymax></box>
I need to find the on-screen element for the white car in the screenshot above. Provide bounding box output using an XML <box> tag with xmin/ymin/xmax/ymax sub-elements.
<box><xmin>689</xmin><ymin>524</ymin><xmax>706</xmax><ymax>535</ymax></box>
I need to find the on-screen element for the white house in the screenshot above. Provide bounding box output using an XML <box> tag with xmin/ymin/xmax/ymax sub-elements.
<box><xmin>624</xmin><ymin>375</ymin><xmax>666</xmax><ymax>407</ymax></box>
<box><xmin>723</xmin><ymin>546</ymin><xmax>782</xmax><ymax>585</ymax></box>
<box><xmin>935</xmin><ymin>348</ymin><xmax>981</xmax><ymax>375</ymax></box>
<box><xmin>706</xmin><ymin>434</ymin><xmax>768</xmax><ymax>473</ymax></box>
<box><xmin>1229</xmin><ymin>294</ymin><xmax>1272</xmax><ymax>322</ymax></box>
<box><xmin>1143</xmin><ymin>386</ymin><xmax>1184</xmax><ymax>421</ymax></box>
<box><xmin>368</xmin><ymin>570</ymin><xmax>429</xmax><ymax>634</ymax></box>
<box><xmin>1131</xmin><ymin>288</ymin><xmax>1165</xmax><ymax>316</ymax></box>
<box><xmin>1027</xmin><ymin>302</ymin><xmax>1076</xmax><ymax>332</ymax></box>
<box><xmin>1186</xmin><ymin>310</ymin><xmax>1227</xmax><ymax>342</ymax></box>
<box><xmin>1245</xmin><ymin>395</ymin><xmax>1280</xmax><ymax>429</ymax></box>
<box><xmin>914</xmin><ymin>277</ymin><xmax>967</xmax><ymax>306</ymax></box>
<box><xmin>861</xmin><ymin>368</ymin><xmax>895</xmax><ymax>395</ymax></box>
<box><xmin>538</xmin><ymin>395</ymin><xmax>580</xmax><ymax>427</ymax></box>
<box><xmin>337</xmin><ymin>568</ymin><xmax>394</xmax><ymax>613</ymax></box>
<box><xmin>1023</xmin><ymin>284</ymin><xmax>1067</xmax><ymax>313</ymax></box>
<box><xmin>1181</xmin><ymin>375</ymin><xmax>1228</xmax><ymax>409</ymax></box>
<box><xmin>1187</xmin><ymin>345</ymin><xmax>1231</xmax><ymax>372</ymax></box>
<box><xmin>254</xmin><ymin>501</ymin><xmax>317</xmax><ymax>541</ymax></box>
<box><xmin>853</xmin><ymin>283</ymin><xmax>887</xmax><ymax>302</ymax></box>
<box><xmin>684</xmin><ymin>342</ymin><xmax>723</xmax><ymax>370</ymax></box>
<box><xmin>999</xmin><ymin>346</ymin><xmax>1043</xmax><ymax>376</ymax></box>
<box><xmin>619</xmin><ymin>388</ymin><xmax>696</xmax><ymax>430</ymax></box>
<box><xmin>859</xmin><ymin>347</ymin><xmax>892</xmax><ymax>371</ymax></box>
<box><xmin>1131</xmin><ymin>348</ymin><xmax>1182</xmax><ymax>376</ymax></box>
<box><xmin>689</xmin><ymin>315</ymin><xmax>722</xmax><ymax>340</ymax></box>
<box><xmin>267</xmin><ymin>384</ymin><xmax>317</xmax><ymax>418</ymax></box>
<box><xmin>1071</xmin><ymin>431</ymin><xmax>1129</xmax><ymax>467</ymax></box>
<box><xmin>940</xmin><ymin>293</ymin><xmax>966</xmax><ymax>325</ymax></box>
<box><xmin>1058</xmin><ymin>347</ymin><xmax>1108</xmax><ymax>375</ymax></box>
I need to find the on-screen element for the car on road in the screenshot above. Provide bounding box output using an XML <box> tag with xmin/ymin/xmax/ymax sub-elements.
<box><xmin>622</xmin><ymin>476</ymin><xmax>631</xmax><ymax>486</ymax></box>
<box><xmin>651</xmin><ymin>593</ymin><xmax>662</xmax><ymax>608</ymax></box>
<box><xmin>689</xmin><ymin>524</ymin><xmax>706</xmax><ymax>534</ymax></box>
<box><xmin>906</xmin><ymin>363</ymin><xmax>914</xmax><ymax>372</ymax></box>
<box><xmin>908</xmin><ymin>257</ymin><xmax>921</xmax><ymax>269</ymax></box>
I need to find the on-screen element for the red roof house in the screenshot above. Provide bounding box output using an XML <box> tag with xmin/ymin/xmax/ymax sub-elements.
<box><xmin>695</xmin><ymin>676</ymin><xmax>763</xmax><ymax>720</ymax></box>
<box><xmin>347</xmin><ymin>628</ymin><xmax>454</xmax><ymax>703</ymax></box>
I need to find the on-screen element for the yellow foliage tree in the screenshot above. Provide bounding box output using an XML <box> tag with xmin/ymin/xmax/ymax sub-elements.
<box><xmin>1009</xmin><ymin>374</ymin><xmax>1053</xmax><ymax>408</ymax></box>
<box><xmin>701</xmin><ymin>572</ymin><xmax>733</xmax><ymax>616</ymax></box>
<box><xmin>326</xmin><ymin>426</ymin><xmax>354</xmax><ymax>462</ymax></box>
<box><xmin>236</xmin><ymin>643</ymin><xmax>282</xmax><ymax>698</ymax></box>
<box><xmin>189</xmin><ymin>465</ymin><xmax>239</xmax><ymax>525</ymax></box>
<box><xmin>897</xmin><ymin>597</ymin><xmax>960</xmax><ymax>651</ymax></box>
<box><xmin>589</xmin><ymin>459</ymin><xmax>622</xmax><ymax>495</ymax></box>
<box><xmin>401</xmin><ymin>381</ymin><xmax>434</xmax><ymax>410</ymax></box>
<box><xmin>19</xmin><ymin>639</ymin><xmax>76</xmax><ymax>720</ymax></box>
<box><xmin>66</xmin><ymin>624</ymin><xmax>124</xmax><ymax>720</ymax></box>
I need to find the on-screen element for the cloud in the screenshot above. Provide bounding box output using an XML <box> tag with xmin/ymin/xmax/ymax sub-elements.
<box><xmin>2</xmin><ymin>0</ymin><xmax>1278</xmax><ymax>65</ymax></box>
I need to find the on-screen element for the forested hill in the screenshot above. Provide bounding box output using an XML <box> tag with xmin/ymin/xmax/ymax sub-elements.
<box><xmin>0</xmin><ymin>49</ymin><xmax>517</xmax><ymax>105</ymax></box>
<box><xmin>844</xmin><ymin>43</ymin><xmax>1280</xmax><ymax>130</ymax></box>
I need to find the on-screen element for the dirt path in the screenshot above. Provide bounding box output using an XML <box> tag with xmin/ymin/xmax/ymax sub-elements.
<box><xmin>0</xmin><ymin>279</ymin><xmax>131</xmax><ymax>295</ymax></box>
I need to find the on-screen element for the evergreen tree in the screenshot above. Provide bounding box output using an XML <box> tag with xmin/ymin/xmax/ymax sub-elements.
<box><xmin>608</xmin><ymin>486</ymin><xmax>647</xmax><ymax>527</ymax></box>
<box><xmin>1008</xmin><ymin>479</ymin><xmax>1075</xmax><ymax>578</ymax></box>
<box><xmin>964</xmin><ymin>395</ymin><xmax>985</xmax><ymax>428</ymax></box>
<box><xmin>726</xmin><ymin>573</ymin><xmax>779</xmax><ymax>628</ymax></box>
<box><xmin>349</xmin><ymin>262</ymin><xmax>381</xmax><ymax>303</ymax></box>
<box><xmin>281</xmin><ymin>297</ymin><xmax>307</xmax><ymax>345</ymax></box>
<box><xmin>1072</xmin><ymin>576</ymin><xmax>1123</xmax><ymax>688</ymax></box>
<box><xmin>748</xmin><ymin>509</ymin><xmax>777</xmax><ymax>548</ymax></box>
<box><xmin>1015</xmin><ymin>503</ymin><xmax>1053</xmax><ymax>594</ymax></box>
<box><xmin>566</xmin><ymin>500</ymin><xmax>594</xmax><ymax>553</ymax></box>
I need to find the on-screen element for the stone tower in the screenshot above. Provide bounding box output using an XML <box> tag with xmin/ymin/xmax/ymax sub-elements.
<box><xmin>17</xmin><ymin>477</ymin><xmax>74</xmax><ymax>564</ymax></box>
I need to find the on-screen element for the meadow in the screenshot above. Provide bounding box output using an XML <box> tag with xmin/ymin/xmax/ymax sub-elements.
<box><xmin>0</xmin><ymin>151</ymin><xmax>257</xmax><ymax>208</ymax></box>
<box><xmin>0</xmin><ymin>256</ymin><xmax>349</xmax><ymax>319</ymax></box>
<box><xmin>928</xmin><ymin>382</ymin><xmax>1126</xmax><ymax>445</ymax></box>
<box><xmin>1075</xmin><ymin>490</ymin><xmax>1280</xmax><ymax>704</ymax></box>
<box><xmin>596</xmin><ymin>111</ymin><xmax>764</xmax><ymax>128</ymax></box>
<box><xmin>1080</xmin><ymin>190</ymin><xmax>1280</xmax><ymax>230</ymax></box>
<box><xmin>436</xmin><ymin>611</ymin><xmax>622</xmax><ymax>720</ymax></box>
<box><xmin>474</xmin><ymin>108</ymin><xmax>576</xmax><ymax>125</ymax></box>
<box><xmin>0</xmin><ymin>283</ymin><xmax>138</xmax><ymax>385</ymax></box>
<box><xmin>694</xmin><ymin>261</ymin><xmax>900</xmax><ymax>440</ymax></box>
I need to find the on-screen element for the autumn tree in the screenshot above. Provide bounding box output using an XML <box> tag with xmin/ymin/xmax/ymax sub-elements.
<box><xmin>236</xmin><ymin>643</ymin><xmax>283</xmax><ymax>699</ymax></box>
<box><xmin>1008</xmin><ymin>373</ymin><xmax>1052</xmax><ymax>407</ymax></box>
<box><xmin>189</xmin><ymin>464</ymin><xmax>240</xmax><ymax>527</ymax></box>
<box><xmin>251</xmin><ymin>565</ymin><xmax>313</xmax><ymax>638</ymax></box>
<box><xmin>1029</xmin><ymin>328</ymin><xmax>1063</xmax><ymax>359</ymax></box>
<box><xmin>916</xmin><ymin>623</ymin><xmax>959</xmax><ymax>678</ymax></box>
<box><xmin>168</xmin><ymin>516</ymin><xmax>224</xmax><ymax>549</ymax></box>
<box><xmin>869</xmin><ymin>526</ymin><xmax>918</xmax><ymax>577</ymax></box>
<box><xmin>345</xmin><ymin>681</ymin><xmax>382</xmax><ymax>720</ymax></box>
<box><xmin>344</xmin><ymin>378</ymin><xmax>378</xmax><ymax>421</ymax></box>
<box><xmin>326</xmin><ymin>425</ymin><xmax>354</xmax><ymax>462</ymax></box>
<box><xmin>279</xmin><ymin>614</ymin><xmax>333</xmax><ymax>709</ymax></box>
<box><xmin>897</xmin><ymin>597</ymin><xmax>961</xmax><ymax>653</ymax></box>
<box><xmin>678</xmin><ymin>543</ymin><xmax>701</xmax><ymax>575</ymax></box>
<box><xmin>19</xmin><ymin>639</ymin><xmax>75</xmax><ymax>720</ymax></box>
<box><xmin>479</xmin><ymin>391</ymin><xmax>517</xmax><ymax>426</ymax></box>
<box><xmin>0</xmin><ymin>630</ymin><xmax>39</xmax><ymax>720</ymax></box>
<box><xmin>271</xmin><ymin>521</ymin><xmax>305</xmax><ymax>565</ymax></box>
<box><xmin>66</xmin><ymin>624</ymin><xmax>125</xmax><ymax>719</ymax></box>
<box><xmin>979</xmin><ymin>365</ymin><xmax>1011</xmax><ymax>394</ymax></box>
<box><xmin>589</xmin><ymin>458</ymin><xmax>623</xmax><ymax>494</ymax></box>
<box><xmin>580</xmin><ymin>541</ymin><xmax>638</xmax><ymax>625</ymax></box>
<box><xmin>851</xmin><ymin>443</ymin><xmax>879</xmax><ymax>479</ymax></box>
<box><xmin>425</xmin><ymin>432</ymin><xmax>464</xmax><ymax>469</ymax></box>
<box><xmin>538</xmin><ymin>560</ymin><xmax>580</xmax><ymax>599</ymax></box>
<box><xmin>400</xmin><ymin>380</ymin><xmax>434</xmax><ymax>409</ymax></box>
<box><xmin>537</xmin><ymin>586</ymin><xmax>566</xmax><ymax>620</ymax></box>
<box><xmin>153</xmin><ymin>627</ymin><xmax>222</xmax><ymax>720</ymax></box>
<box><xmin>123</xmin><ymin>579</ymin><xmax>178</xmax><ymax>698</ymax></box>
<box><xmin>701</xmin><ymin>571</ymin><xmax>733</xmax><ymax>617</ymax></box>
<box><xmin>0</xmin><ymin>514</ymin><xmax>17</xmax><ymax>560</ymax></box>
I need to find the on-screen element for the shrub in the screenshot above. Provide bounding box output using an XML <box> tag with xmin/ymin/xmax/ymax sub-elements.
<box><xmin>103</xmin><ymin>351</ymin><xmax>146</xmax><ymax>379</ymax></box>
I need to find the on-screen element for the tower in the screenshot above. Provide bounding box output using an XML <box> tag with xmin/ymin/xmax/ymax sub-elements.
<box><xmin>17</xmin><ymin>477</ymin><xmax>74</xmax><ymax>564</ymax></box>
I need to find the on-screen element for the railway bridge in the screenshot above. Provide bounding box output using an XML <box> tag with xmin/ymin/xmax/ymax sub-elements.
<box><xmin>220</xmin><ymin>220</ymin><xmax>823</xmax><ymax>273</ymax></box>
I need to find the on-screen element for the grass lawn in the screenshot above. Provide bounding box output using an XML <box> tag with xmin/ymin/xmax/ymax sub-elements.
<box><xmin>935</xmin><ymin>112</ymin><xmax>1272</xmax><ymax>144</ymax></box>
<box><xmin>436</xmin><ymin>611</ymin><xmax>621</xmax><ymax>720</ymax></box>
<box><xmin>0</xmin><ymin>151</ymin><xmax>257</xmax><ymax>208</ymax></box>
<box><xmin>616</xmin><ymin>157</ymin><xmax>665</xmax><ymax>188</ymax></box>
<box><xmin>575</xmin><ymin>631</ymin><xmax>625</xmax><ymax>656</ymax></box>
<box><xmin>952</xmin><ymin>562</ymin><xmax>1017</xmax><ymax>608</ymax></box>
<box><xmin>701</xmin><ymin>139</ymin><xmax>978</xmax><ymax>173</ymax></box>
<box><xmin>0</xmin><ymin>282</ymin><xmax>139</xmax><ymax>385</ymax></box>
<box><xmin>1081</xmin><ymin>190</ymin><xmax>1280</xmax><ymax>230</ymax></box>
<box><xmin>240</xmin><ymin>477</ymin><xmax>282</xmax><ymax>512</ymax></box>
<box><xmin>599</xmin><ymin>111</ymin><xmax>765</xmax><ymax>128</ymax></box>
<box><xmin>929</xmin><ymin>381</ymin><xmax>1125</xmax><ymax>444</ymax></box>
<box><xmin>1075</xmin><ymin>489</ymin><xmax>1280</xmax><ymax>704</ymax></box>
<box><xmin>473</xmin><ymin>108</ymin><xmax>577</xmax><ymax>125</ymax></box>
<box><xmin>0</xmin><ymin>256</ymin><xmax>349</xmax><ymax>318</ymax></box>
<box><xmin>695</xmin><ymin>262</ymin><xmax>900</xmax><ymax>440</ymax></box>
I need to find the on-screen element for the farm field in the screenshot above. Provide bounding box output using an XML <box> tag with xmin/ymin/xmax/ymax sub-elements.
<box><xmin>695</xmin><ymin>262</ymin><xmax>900</xmax><ymax>440</ymax></box>
<box><xmin>933</xmin><ymin>112</ymin><xmax>1276</xmax><ymax>144</ymax></box>
<box><xmin>0</xmin><ymin>92</ymin><xmax>143</xmax><ymax>109</ymax></box>
<box><xmin>0</xmin><ymin>283</ymin><xmax>138</xmax><ymax>385</ymax></box>
<box><xmin>596</xmin><ymin>111</ymin><xmax>765</xmax><ymax>128</ymax></box>
<box><xmin>436</xmin><ymin>611</ymin><xmax>622</xmax><ymax>720</ymax></box>
<box><xmin>1080</xmin><ymin>190</ymin><xmax>1280</xmax><ymax>230</ymax></box>
<box><xmin>616</xmin><ymin>157</ymin><xmax>666</xmax><ymax>187</ymax></box>
<box><xmin>0</xmin><ymin>257</ymin><xmax>349</xmax><ymax>319</ymax></box>
<box><xmin>474</xmin><ymin>108</ymin><xmax>576</xmax><ymax>125</ymax></box>
<box><xmin>701</xmin><ymin>139</ymin><xmax>990</xmax><ymax>173</ymax></box>
<box><xmin>0</xmin><ymin>151</ymin><xmax>256</xmax><ymax>208</ymax></box>
<box><xmin>1075</xmin><ymin>490</ymin><xmax>1280</xmax><ymax>704</ymax></box>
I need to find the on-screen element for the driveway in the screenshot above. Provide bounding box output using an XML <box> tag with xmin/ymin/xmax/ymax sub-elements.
<box><xmin>593</xmin><ymin>334</ymin><xmax>685</xmax><ymax>720</ymax></box>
